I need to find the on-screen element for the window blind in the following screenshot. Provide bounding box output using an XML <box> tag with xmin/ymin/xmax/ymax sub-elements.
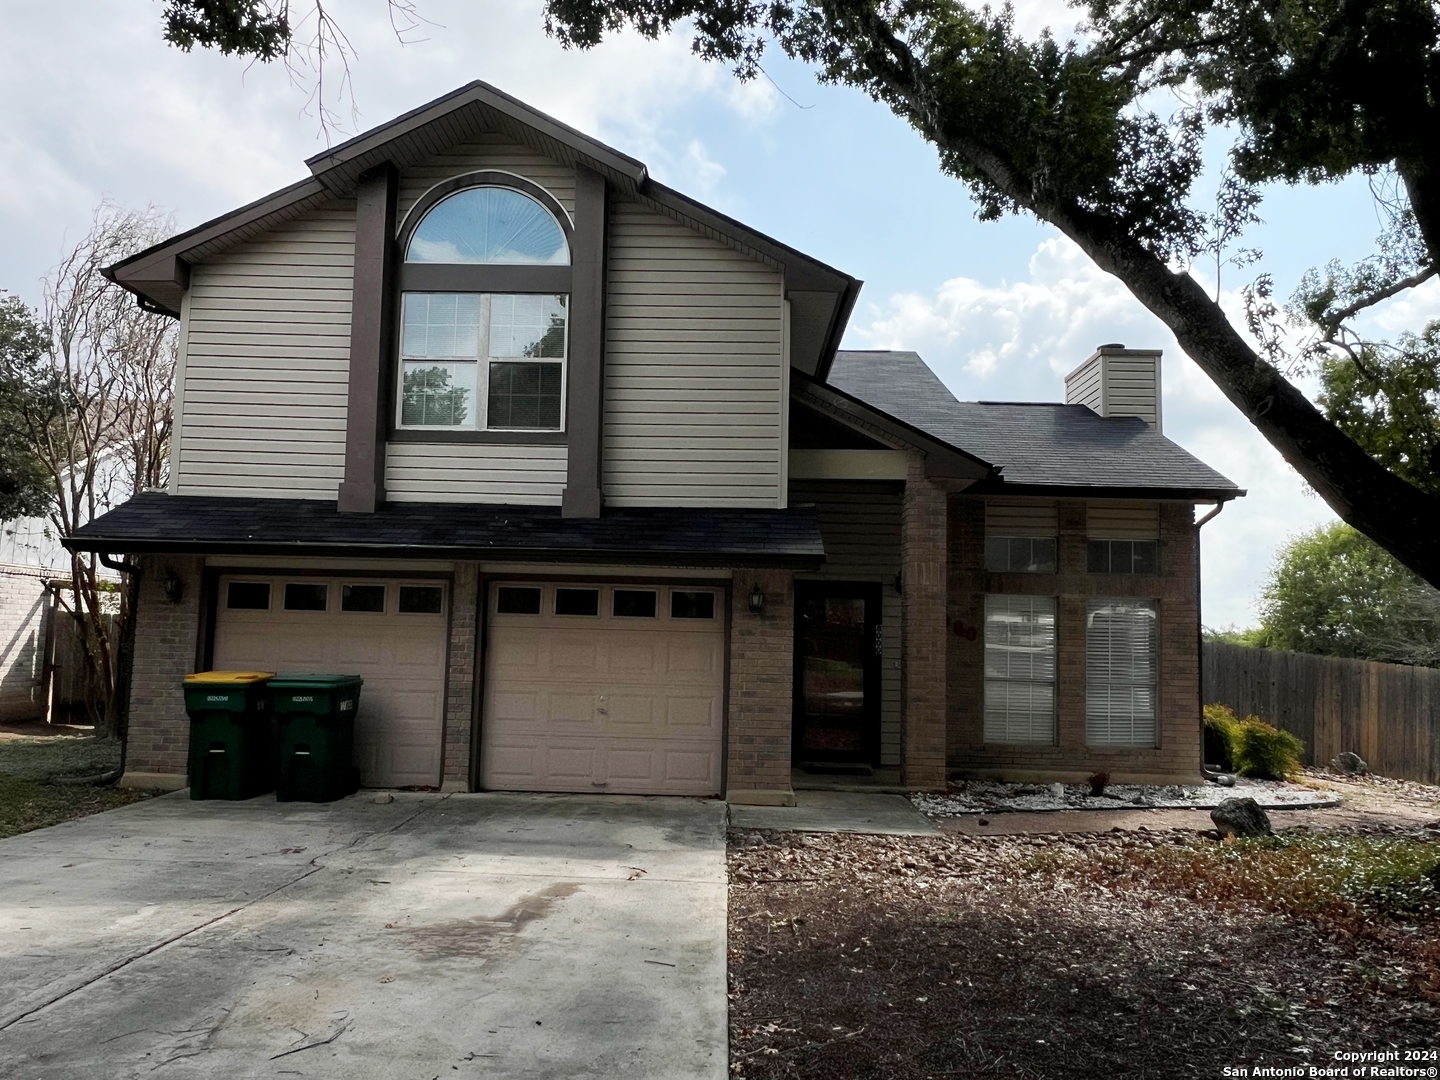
<box><xmin>983</xmin><ymin>595</ymin><xmax>1056</xmax><ymax>744</ymax></box>
<box><xmin>1085</xmin><ymin>599</ymin><xmax>1159</xmax><ymax>747</ymax></box>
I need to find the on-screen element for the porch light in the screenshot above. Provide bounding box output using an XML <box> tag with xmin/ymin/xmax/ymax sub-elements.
<box><xmin>747</xmin><ymin>584</ymin><xmax>765</xmax><ymax>615</ymax></box>
<box><xmin>162</xmin><ymin>569</ymin><xmax>184</xmax><ymax>605</ymax></box>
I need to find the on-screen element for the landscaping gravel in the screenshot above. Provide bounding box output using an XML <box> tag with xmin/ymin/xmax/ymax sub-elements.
<box><xmin>911</xmin><ymin>776</ymin><xmax>1337</xmax><ymax>816</ymax></box>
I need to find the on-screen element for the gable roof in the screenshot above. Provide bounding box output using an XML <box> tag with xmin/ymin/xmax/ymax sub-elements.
<box><xmin>105</xmin><ymin>81</ymin><xmax>860</xmax><ymax>374</ymax></box>
<box><xmin>828</xmin><ymin>350</ymin><xmax>1243</xmax><ymax>499</ymax></box>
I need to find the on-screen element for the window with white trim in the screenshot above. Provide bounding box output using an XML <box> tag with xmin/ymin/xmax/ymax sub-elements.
<box><xmin>983</xmin><ymin>595</ymin><xmax>1056</xmax><ymax>744</ymax></box>
<box><xmin>1085</xmin><ymin>598</ymin><xmax>1159</xmax><ymax>747</ymax></box>
<box><xmin>397</xmin><ymin>185</ymin><xmax>571</xmax><ymax>433</ymax></box>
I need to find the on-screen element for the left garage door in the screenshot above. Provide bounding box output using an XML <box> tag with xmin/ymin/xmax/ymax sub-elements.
<box><xmin>212</xmin><ymin>575</ymin><xmax>449</xmax><ymax>788</ymax></box>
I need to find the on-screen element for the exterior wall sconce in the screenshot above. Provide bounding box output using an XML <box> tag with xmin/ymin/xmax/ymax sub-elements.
<box><xmin>747</xmin><ymin>583</ymin><xmax>765</xmax><ymax>615</ymax></box>
<box><xmin>894</xmin><ymin>571</ymin><xmax>903</xmax><ymax>595</ymax></box>
<box><xmin>163</xmin><ymin>569</ymin><xmax>184</xmax><ymax>605</ymax></box>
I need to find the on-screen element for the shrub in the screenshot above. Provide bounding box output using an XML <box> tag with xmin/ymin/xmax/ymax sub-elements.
<box><xmin>1203</xmin><ymin>704</ymin><xmax>1242</xmax><ymax>771</ymax></box>
<box><xmin>1203</xmin><ymin>704</ymin><xmax>1305</xmax><ymax>779</ymax></box>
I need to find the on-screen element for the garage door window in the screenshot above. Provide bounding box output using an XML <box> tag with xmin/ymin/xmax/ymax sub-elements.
<box><xmin>671</xmin><ymin>591</ymin><xmax>715</xmax><ymax>619</ymax></box>
<box><xmin>496</xmin><ymin>586</ymin><xmax>541</xmax><ymax>614</ymax></box>
<box><xmin>227</xmin><ymin>581</ymin><xmax>271</xmax><ymax>610</ymax></box>
<box><xmin>613</xmin><ymin>589</ymin><xmax>657</xmax><ymax>618</ymax></box>
<box><xmin>342</xmin><ymin>584</ymin><xmax>386</xmax><ymax>613</ymax></box>
<box><xmin>399</xmin><ymin>585</ymin><xmax>445</xmax><ymax>614</ymax></box>
<box><xmin>284</xmin><ymin>583</ymin><xmax>328</xmax><ymax>611</ymax></box>
<box><xmin>555</xmin><ymin>588</ymin><xmax>599</xmax><ymax>616</ymax></box>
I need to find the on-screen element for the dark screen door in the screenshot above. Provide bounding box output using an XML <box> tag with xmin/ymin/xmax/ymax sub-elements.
<box><xmin>793</xmin><ymin>581</ymin><xmax>882</xmax><ymax>765</ymax></box>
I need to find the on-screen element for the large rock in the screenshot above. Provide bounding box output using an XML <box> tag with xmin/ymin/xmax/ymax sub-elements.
<box><xmin>1211</xmin><ymin>797</ymin><xmax>1273</xmax><ymax>839</ymax></box>
<box><xmin>1331</xmin><ymin>752</ymin><xmax>1369</xmax><ymax>775</ymax></box>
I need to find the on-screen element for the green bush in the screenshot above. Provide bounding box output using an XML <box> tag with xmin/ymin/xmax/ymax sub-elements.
<box><xmin>1203</xmin><ymin>704</ymin><xmax>1305</xmax><ymax>779</ymax></box>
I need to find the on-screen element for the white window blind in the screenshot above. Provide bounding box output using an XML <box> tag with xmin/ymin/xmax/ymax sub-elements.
<box><xmin>983</xmin><ymin>595</ymin><xmax>1056</xmax><ymax>744</ymax></box>
<box><xmin>1085</xmin><ymin>599</ymin><xmax>1159</xmax><ymax>747</ymax></box>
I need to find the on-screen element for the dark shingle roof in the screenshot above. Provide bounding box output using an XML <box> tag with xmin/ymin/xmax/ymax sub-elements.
<box><xmin>66</xmin><ymin>494</ymin><xmax>825</xmax><ymax>568</ymax></box>
<box><xmin>828</xmin><ymin>350</ymin><xmax>1241</xmax><ymax>497</ymax></box>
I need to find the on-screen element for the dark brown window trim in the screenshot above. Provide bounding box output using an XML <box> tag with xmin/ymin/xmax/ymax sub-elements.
<box><xmin>397</xmin><ymin>264</ymin><xmax>572</xmax><ymax>293</ymax></box>
<box><xmin>387</xmin><ymin>429</ymin><xmax>567</xmax><ymax>446</ymax></box>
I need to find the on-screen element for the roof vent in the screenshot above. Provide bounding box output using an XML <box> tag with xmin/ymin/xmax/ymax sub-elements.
<box><xmin>1064</xmin><ymin>344</ymin><xmax>1163</xmax><ymax>431</ymax></box>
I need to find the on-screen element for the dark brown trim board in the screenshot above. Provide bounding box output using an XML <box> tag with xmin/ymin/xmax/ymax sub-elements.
<box><xmin>397</xmin><ymin>264</ymin><xmax>571</xmax><ymax>293</ymax></box>
<box><xmin>561</xmin><ymin>165</ymin><xmax>607</xmax><ymax>519</ymax></box>
<box><xmin>339</xmin><ymin>163</ymin><xmax>399</xmax><ymax>514</ymax></box>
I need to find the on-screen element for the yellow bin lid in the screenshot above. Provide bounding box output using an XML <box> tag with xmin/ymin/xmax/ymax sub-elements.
<box><xmin>184</xmin><ymin>670</ymin><xmax>275</xmax><ymax>685</ymax></box>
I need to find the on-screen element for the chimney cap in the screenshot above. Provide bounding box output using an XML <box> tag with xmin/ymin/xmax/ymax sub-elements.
<box><xmin>1098</xmin><ymin>342</ymin><xmax>1126</xmax><ymax>349</ymax></box>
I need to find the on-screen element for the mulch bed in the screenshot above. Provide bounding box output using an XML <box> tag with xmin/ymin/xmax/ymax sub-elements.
<box><xmin>727</xmin><ymin>825</ymin><xmax>1440</xmax><ymax>1079</ymax></box>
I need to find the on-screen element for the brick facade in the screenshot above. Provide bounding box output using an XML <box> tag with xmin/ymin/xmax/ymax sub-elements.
<box><xmin>947</xmin><ymin>497</ymin><xmax>1202</xmax><ymax>784</ymax></box>
<box><xmin>441</xmin><ymin>562</ymin><xmax>479</xmax><ymax>790</ymax></box>
<box><xmin>901</xmin><ymin>459</ymin><xmax>949</xmax><ymax>790</ymax></box>
<box><xmin>726</xmin><ymin>570</ymin><xmax>796</xmax><ymax>805</ymax></box>
<box><xmin>121</xmin><ymin>555</ymin><xmax>204</xmax><ymax>789</ymax></box>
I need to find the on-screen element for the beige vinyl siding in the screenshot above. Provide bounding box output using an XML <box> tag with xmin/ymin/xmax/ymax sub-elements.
<box><xmin>985</xmin><ymin>499</ymin><xmax>1058</xmax><ymax>536</ymax></box>
<box><xmin>176</xmin><ymin>206</ymin><xmax>355</xmax><ymax>499</ymax></box>
<box><xmin>791</xmin><ymin>480</ymin><xmax>903</xmax><ymax>766</ymax></box>
<box><xmin>385</xmin><ymin>442</ymin><xmax>567</xmax><ymax>504</ymax></box>
<box><xmin>1105</xmin><ymin>354</ymin><xmax>1161</xmax><ymax>425</ymax></box>
<box><xmin>1087</xmin><ymin>501</ymin><xmax>1161</xmax><ymax>539</ymax></box>
<box><xmin>398</xmin><ymin>135</ymin><xmax>576</xmax><ymax>225</ymax></box>
<box><xmin>605</xmin><ymin>200</ymin><xmax>785</xmax><ymax>507</ymax></box>
<box><xmin>1064</xmin><ymin>358</ymin><xmax>1102</xmax><ymax>413</ymax></box>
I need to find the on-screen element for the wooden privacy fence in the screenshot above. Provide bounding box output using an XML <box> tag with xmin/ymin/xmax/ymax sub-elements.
<box><xmin>1203</xmin><ymin>643</ymin><xmax>1440</xmax><ymax>786</ymax></box>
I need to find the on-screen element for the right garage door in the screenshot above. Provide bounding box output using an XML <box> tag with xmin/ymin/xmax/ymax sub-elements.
<box><xmin>481</xmin><ymin>582</ymin><xmax>725</xmax><ymax>796</ymax></box>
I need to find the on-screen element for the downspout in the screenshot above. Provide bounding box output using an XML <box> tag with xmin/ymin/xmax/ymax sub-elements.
<box><xmin>99</xmin><ymin>552</ymin><xmax>143</xmax><ymax>780</ymax></box>
<box><xmin>1193</xmin><ymin>503</ymin><xmax>1227</xmax><ymax>781</ymax></box>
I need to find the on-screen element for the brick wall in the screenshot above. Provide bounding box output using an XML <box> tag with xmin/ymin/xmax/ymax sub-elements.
<box><xmin>947</xmin><ymin>497</ymin><xmax>1202</xmax><ymax>784</ymax></box>
<box><xmin>901</xmin><ymin>460</ymin><xmax>948</xmax><ymax>790</ymax></box>
<box><xmin>726</xmin><ymin>570</ymin><xmax>796</xmax><ymax>804</ymax></box>
<box><xmin>122</xmin><ymin>555</ymin><xmax>204</xmax><ymax>788</ymax></box>
<box><xmin>0</xmin><ymin>565</ymin><xmax>51</xmax><ymax>723</ymax></box>
<box><xmin>441</xmin><ymin>562</ymin><xmax>479</xmax><ymax>790</ymax></box>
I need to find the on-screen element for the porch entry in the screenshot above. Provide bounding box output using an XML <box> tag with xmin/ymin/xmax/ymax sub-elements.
<box><xmin>793</xmin><ymin>581</ymin><xmax>883</xmax><ymax>768</ymax></box>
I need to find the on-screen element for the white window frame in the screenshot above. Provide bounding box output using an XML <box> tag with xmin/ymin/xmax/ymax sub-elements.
<box><xmin>396</xmin><ymin>291</ymin><xmax>570</xmax><ymax>433</ymax></box>
<box><xmin>1085</xmin><ymin>598</ymin><xmax>1160</xmax><ymax>747</ymax></box>
<box><xmin>983</xmin><ymin>595</ymin><xmax>1057</xmax><ymax>745</ymax></box>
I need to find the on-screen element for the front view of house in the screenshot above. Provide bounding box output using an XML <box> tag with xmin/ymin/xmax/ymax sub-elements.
<box><xmin>70</xmin><ymin>82</ymin><xmax>1242</xmax><ymax>802</ymax></box>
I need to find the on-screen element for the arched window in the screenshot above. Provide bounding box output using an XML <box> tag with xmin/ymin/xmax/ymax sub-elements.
<box><xmin>405</xmin><ymin>187</ymin><xmax>569</xmax><ymax>265</ymax></box>
<box><xmin>396</xmin><ymin>179</ymin><xmax>572</xmax><ymax>435</ymax></box>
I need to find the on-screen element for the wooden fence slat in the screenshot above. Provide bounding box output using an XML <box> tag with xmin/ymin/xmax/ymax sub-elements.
<box><xmin>1203</xmin><ymin>643</ymin><xmax>1440</xmax><ymax>786</ymax></box>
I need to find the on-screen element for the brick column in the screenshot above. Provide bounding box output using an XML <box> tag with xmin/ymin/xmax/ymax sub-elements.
<box><xmin>121</xmin><ymin>554</ymin><xmax>204</xmax><ymax>790</ymax></box>
<box><xmin>901</xmin><ymin>457</ymin><xmax>948</xmax><ymax>790</ymax></box>
<box><xmin>725</xmin><ymin>569</ymin><xmax>796</xmax><ymax>805</ymax></box>
<box><xmin>441</xmin><ymin>563</ymin><xmax>479</xmax><ymax>791</ymax></box>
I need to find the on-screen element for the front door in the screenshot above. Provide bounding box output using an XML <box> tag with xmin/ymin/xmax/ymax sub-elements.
<box><xmin>793</xmin><ymin>582</ymin><xmax>882</xmax><ymax>767</ymax></box>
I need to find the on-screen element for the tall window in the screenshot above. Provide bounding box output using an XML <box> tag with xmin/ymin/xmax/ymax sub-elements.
<box><xmin>397</xmin><ymin>185</ymin><xmax>570</xmax><ymax>433</ymax></box>
<box><xmin>983</xmin><ymin>595</ymin><xmax>1056</xmax><ymax>744</ymax></box>
<box><xmin>1085</xmin><ymin>599</ymin><xmax>1159</xmax><ymax>747</ymax></box>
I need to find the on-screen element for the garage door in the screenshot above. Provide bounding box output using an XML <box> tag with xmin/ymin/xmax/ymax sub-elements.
<box><xmin>481</xmin><ymin>583</ymin><xmax>724</xmax><ymax>796</ymax></box>
<box><xmin>212</xmin><ymin>575</ymin><xmax>449</xmax><ymax>788</ymax></box>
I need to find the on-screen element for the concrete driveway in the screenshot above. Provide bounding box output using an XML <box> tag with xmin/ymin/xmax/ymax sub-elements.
<box><xmin>0</xmin><ymin>792</ymin><xmax>727</xmax><ymax>1079</ymax></box>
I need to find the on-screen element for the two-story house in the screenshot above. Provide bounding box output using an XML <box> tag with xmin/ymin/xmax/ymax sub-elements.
<box><xmin>70</xmin><ymin>81</ymin><xmax>1242</xmax><ymax>803</ymax></box>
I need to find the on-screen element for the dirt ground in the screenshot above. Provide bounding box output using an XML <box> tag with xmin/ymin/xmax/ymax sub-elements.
<box><xmin>0</xmin><ymin>719</ymin><xmax>151</xmax><ymax>839</ymax></box>
<box><xmin>727</xmin><ymin>772</ymin><xmax>1440</xmax><ymax>1079</ymax></box>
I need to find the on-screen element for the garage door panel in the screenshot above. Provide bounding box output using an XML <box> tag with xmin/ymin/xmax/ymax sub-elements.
<box><xmin>482</xmin><ymin>583</ymin><xmax>724</xmax><ymax>796</ymax></box>
<box><xmin>213</xmin><ymin>575</ymin><xmax>448</xmax><ymax>789</ymax></box>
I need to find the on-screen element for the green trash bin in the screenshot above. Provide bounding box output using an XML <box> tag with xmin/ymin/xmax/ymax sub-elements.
<box><xmin>183</xmin><ymin>671</ymin><xmax>276</xmax><ymax>800</ymax></box>
<box><xmin>269</xmin><ymin>675</ymin><xmax>364</xmax><ymax>802</ymax></box>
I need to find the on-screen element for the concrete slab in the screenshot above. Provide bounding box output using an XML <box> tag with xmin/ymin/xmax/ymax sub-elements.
<box><xmin>0</xmin><ymin>790</ymin><xmax>727</xmax><ymax>1079</ymax></box>
<box><xmin>728</xmin><ymin>790</ymin><xmax>941</xmax><ymax>836</ymax></box>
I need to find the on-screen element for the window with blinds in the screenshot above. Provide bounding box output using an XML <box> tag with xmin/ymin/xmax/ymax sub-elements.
<box><xmin>1085</xmin><ymin>599</ymin><xmax>1159</xmax><ymax>747</ymax></box>
<box><xmin>983</xmin><ymin>595</ymin><xmax>1056</xmax><ymax>744</ymax></box>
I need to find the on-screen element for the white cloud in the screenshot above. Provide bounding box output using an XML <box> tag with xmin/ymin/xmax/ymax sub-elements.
<box><xmin>849</xmin><ymin>235</ymin><xmax>1338</xmax><ymax>628</ymax></box>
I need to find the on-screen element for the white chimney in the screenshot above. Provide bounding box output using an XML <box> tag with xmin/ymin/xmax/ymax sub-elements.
<box><xmin>1064</xmin><ymin>343</ymin><xmax>1162</xmax><ymax>431</ymax></box>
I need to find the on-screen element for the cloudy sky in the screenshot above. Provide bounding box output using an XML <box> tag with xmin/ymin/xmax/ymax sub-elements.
<box><xmin>5</xmin><ymin>0</ymin><xmax>1425</xmax><ymax>626</ymax></box>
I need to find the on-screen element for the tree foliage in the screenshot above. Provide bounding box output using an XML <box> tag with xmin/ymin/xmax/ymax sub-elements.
<box><xmin>1255</xmin><ymin>522</ymin><xmax>1440</xmax><ymax>666</ymax></box>
<box><xmin>0</xmin><ymin>295</ymin><xmax>52</xmax><ymax>521</ymax></box>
